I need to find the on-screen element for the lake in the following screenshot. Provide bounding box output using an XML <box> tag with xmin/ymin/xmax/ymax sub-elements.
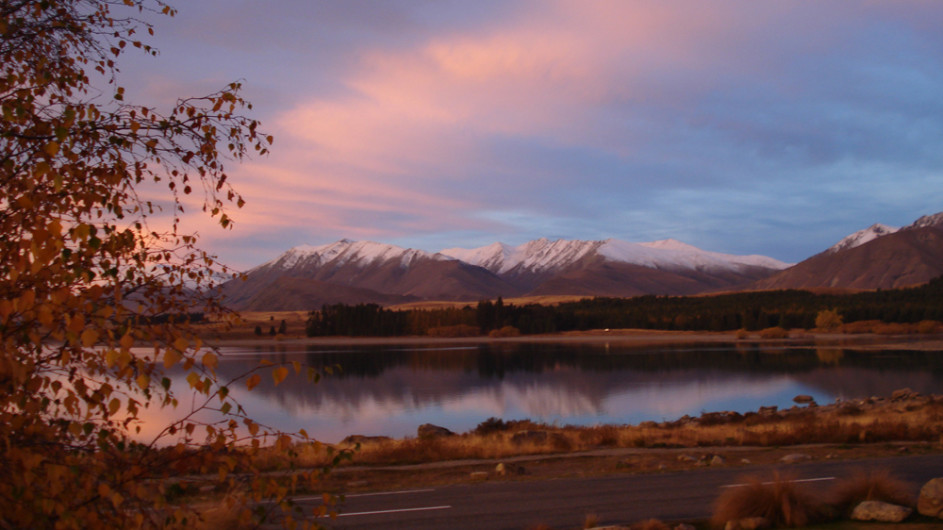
<box><xmin>146</xmin><ymin>340</ymin><xmax>943</xmax><ymax>444</ymax></box>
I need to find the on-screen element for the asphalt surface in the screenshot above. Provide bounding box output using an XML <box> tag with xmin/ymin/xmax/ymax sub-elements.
<box><xmin>276</xmin><ymin>453</ymin><xmax>943</xmax><ymax>529</ymax></box>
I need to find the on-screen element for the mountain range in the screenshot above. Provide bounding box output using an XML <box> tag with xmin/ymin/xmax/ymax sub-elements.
<box><xmin>220</xmin><ymin>212</ymin><xmax>943</xmax><ymax>311</ymax></box>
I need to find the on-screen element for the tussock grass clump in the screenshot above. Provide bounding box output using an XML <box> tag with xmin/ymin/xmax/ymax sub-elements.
<box><xmin>474</xmin><ymin>417</ymin><xmax>511</xmax><ymax>435</ymax></box>
<box><xmin>631</xmin><ymin>518</ymin><xmax>670</xmax><ymax>530</ymax></box>
<box><xmin>711</xmin><ymin>472</ymin><xmax>822</xmax><ymax>528</ymax></box>
<box><xmin>246</xmin><ymin>394</ymin><xmax>943</xmax><ymax>472</ymax></box>
<box><xmin>828</xmin><ymin>469</ymin><xmax>914</xmax><ymax>515</ymax></box>
<box><xmin>193</xmin><ymin>493</ymin><xmax>257</xmax><ymax>530</ymax></box>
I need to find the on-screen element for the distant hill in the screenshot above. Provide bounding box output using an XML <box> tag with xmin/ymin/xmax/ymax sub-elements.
<box><xmin>220</xmin><ymin>212</ymin><xmax>943</xmax><ymax>310</ymax></box>
<box><xmin>754</xmin><ymin>212</ymin><xmax>943</xmax><ymax>290</ymax></box>
<box><xmin>221</xmin><ymin>238</ymin><xmax>788</xmax><ymax>311</ymax></box>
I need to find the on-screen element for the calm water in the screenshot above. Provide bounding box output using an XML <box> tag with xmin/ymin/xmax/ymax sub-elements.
<box><xmin>145</xmin><ymin>341</ymin><xmax>943</xmax><ymax>444</ymax></box>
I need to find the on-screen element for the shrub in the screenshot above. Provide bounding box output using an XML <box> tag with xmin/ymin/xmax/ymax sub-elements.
<box><xmin>712</xmin><ymin>472</ymin><xmax>822</xmax><ymax>528</ymax></box>
<box><xmin>829</xmin><ymin>469</ymin><xmax>914</xmax><ymax>515</ymax></box>
<box><xmin>918</xmin><ymin>320</ymin><xmax>942</xmax><ymax>334</ymax></box>
<box><xmin>489</xmin><ymin>325</ymin><xmax>521</xmax><ymax>338</ymax></box>
<box><xmin>759</xmin><ymin>326</ymin><xmax>789</xmax><ymax>339</ymax></box>
<box><xmin>735</xmin><ymin>329</ymin><xmax>749</xmax><ymax>339</ymax></box>
<box><xmin>874</xmin><ymin>322</ymin><xmax>910</xmax><ymax>335</ymax></box>
<box><xmin>815</xmin><ymin>309</ymin><xmax>843</xmax><ymax>331</ymax></box>
<box><xmin>474</xmin><ymin>417</ymin><xmax>510</xmax><ymax>435</ymax></box>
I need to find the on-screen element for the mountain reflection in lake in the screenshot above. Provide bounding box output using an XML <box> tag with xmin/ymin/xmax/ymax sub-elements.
<box><xmin>150</xmin><ymin>342</ymin><xmax>943</xmax><ymax>443</ymax></box>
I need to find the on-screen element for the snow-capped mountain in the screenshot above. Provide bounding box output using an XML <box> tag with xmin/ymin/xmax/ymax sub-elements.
<box><xmin>266</xmin><ymin>239</ymin><xmax>447</xmax><ymax>270</ymax></box>
<box><xmin>220</xmin><ymin>239</ymin><xmax>522</xmax><ymax>310</ymax></box>
<box><xmin>755</xmin><ymin>212</ymin><xmax>943</xmax><ymax>291</ymax></box>
<box><xmin>442</xmin><ymin>238</ymin><xmax>790</xmax><ymax>275</ymax></box>
<box><xmin>220</xmin><ymin>212</ymin><xmax>943</xmax><ymax>310</ymax></box>
<box><xmin>911</xmin><ymin>212</ymin><xmax>943</xmax><ymax>230</ymax></box>
<box><xmin>825</xmin><ymin>224</ymin><xmax>899</xmax><ymax>254</ymax></box>
<box><xmin>223</xmin><ymin>237</ymin><xmax>788</xmax><ymax>310</ymax></box>
<box><xmin>441</xmin><ymin>239</ymin><xmax>601</xmax><ymax>275</ymax></box>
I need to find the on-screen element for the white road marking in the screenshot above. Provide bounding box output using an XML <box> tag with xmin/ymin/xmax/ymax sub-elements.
<box><xmin>336</xmin><ymin>505</ymin><xmax>452</xmax><ymax>517</ymax></box>
<box><xmin>287</xmin><ymin>488</ymin><xmax>435</xmax><ymax>503</ymax></box>
<box><xmin>721</xmin><ymin>476</ymin><xmax>836</xmax><ymax>488</ymax></box>
<box><xmin>346</xmin><ymin>488</ymin><xmax>436</xmax><ymax>498</ymax></box>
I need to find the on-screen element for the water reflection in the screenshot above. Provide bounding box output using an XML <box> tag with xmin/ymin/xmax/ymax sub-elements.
<box><xmin>150</xmin><ymin>342</ymin><xmax>943</xmax><ymax>443</ymax></box>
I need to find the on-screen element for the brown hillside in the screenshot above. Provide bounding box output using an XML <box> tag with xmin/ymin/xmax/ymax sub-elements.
<box><xmin>754</xmin><ymin>226</ymin><xmax>943</xmax><ymax>290</ymax></box>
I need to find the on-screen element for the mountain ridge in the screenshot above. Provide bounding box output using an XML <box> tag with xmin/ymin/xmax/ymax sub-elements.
<box><xmin>223</xmin><ymin>236</ymin><xmax>789</xmax><ymax>310</ymax></box>
<box><xmin>754</xmin><ymin>212</ymin><xmax>943</xmax><ymax>291</ymax></box>
<box><xmin>221</xmin><ymin>211</ymin><xmax>943</xmax><ymax>311</ymax></box>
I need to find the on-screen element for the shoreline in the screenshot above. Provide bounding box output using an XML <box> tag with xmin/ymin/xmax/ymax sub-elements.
<box><xmin>204</xmin><ymin>328</ymin><xmax>943</xmax><ymax>351</ymax></box>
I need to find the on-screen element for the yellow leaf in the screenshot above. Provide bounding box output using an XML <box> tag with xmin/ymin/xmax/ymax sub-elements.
<box><xmin>81</xmin><ymin>328</ymin><xmax>98</xmax><ymax>347</ymax></box>
<box><xmin>186</xmin><ymin>371</ymin><xmax>202</xmax><ymax>391</ymax></box>
<box><xmin>173</xmin><ymin>336</ymin><xmax>189</xmax><ymax>352</ymax></box>
<box><xmin>44</xmin><ymin>141</ymin><xmax>60</xmax><ymax>156</ymax></box>
<box><xmin>163</xmin><ymin>348</ymin><xmax>182</xmax><ymax>369</ymax></box>
<box><xmin>201</xmin><ymin>351</ymin><xmax>218</xmax><ymax>370</ymax></box>
<box><xmin>246</xmin><ymin>373</ymin><xmax>261</xmax><ymax>391</ymax></box>
<box><xmin>104</xmin><ymin>349</ymin><xmax>118</xmax><ymax>368</ymax></box>
<box><xmin>292</xmin><ymin>361</ymin><xmax>301</xmax><ymax>374</ymax></box>
<box><xmin>117</xmin><ymin>350</ymin><xmax>132</xmax><ymax>370</ymax></box>
<box><xmin>68</xmin><ymin>314</ymin><xmax>85</xmax><ymax>334</ymax></box>
<box><xmin>108</xmin><ymin>398</ymin><xmax>120</xmax><ymax>415</ymax></box>
<box><xmin>136</xmin><ymin>374</ymin><xmax>149</xmax><ymax>390</ymax></box>
<box><xmin>272</xmin><ymin>366</ymin><xmax>289</xmax><ymax>386</ymax></box>
<box><xmin>247</xmin><ymin>421</ymin><xmax>259</xmax><ymax>436</ymax></box>
<box><xmin>119</xmin><ymin>332</ymin><xmax>133</xmax><ymax>350</ymax></box>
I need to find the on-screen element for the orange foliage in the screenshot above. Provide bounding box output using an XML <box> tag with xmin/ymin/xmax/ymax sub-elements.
<box><xmin>0</xmin><ymin>2</ymin><xmax>337</xmax><ymax>528</ymax></box>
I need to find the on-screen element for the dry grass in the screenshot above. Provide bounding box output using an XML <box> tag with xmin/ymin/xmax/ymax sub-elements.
<box><xmin>828</xmin><ymin>469</ymin><xmax>914</xmax><ymax>515</ymax></box>
<box><xmin>631</xmin><ymin>518</ymin><xmax>670</xmax><ymax>530</ymax></box>
<box><xmin>390</xmin><ymin>295</ymin><xmax>589</xmax><ymax>312</ymax></box>
<box><xmin>759</xmin><ymin>326</ymin><xmax>790</xmax><ymax>339</ymax></box>
<box><xmin>194</xmin><ymin>493</ymin><xmax>252</xmax><ymax>530</ymax></box>
<box><xmin>195</xmin><ymin>310</ymin><xmax>310</xmax><ymax>340</ymax></box>
<box><xmin>839</xmin><ymin>320</ymin><xmax>943</xmax><ymax>335</ymax></box>
<box><xmin>247</xmin><ymin>395</ymin><xmax>943</xmax><ymax>471</ymax></box>
<box><xmin>711</xmin><ymin>472</ymin><xmax>823</xmax><ymax>528</ymax></box>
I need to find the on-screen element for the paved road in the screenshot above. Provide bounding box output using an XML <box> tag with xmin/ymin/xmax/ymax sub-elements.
<box><xmin>286</xmin><ymin>453</ymin><xmax>943</xmax><ymax>529</ymax></box>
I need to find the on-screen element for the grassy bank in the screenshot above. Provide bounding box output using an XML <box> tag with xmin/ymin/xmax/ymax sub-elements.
<box><xmin>250</xmin><ymin>389</ymin><xmax>943</xmax><ymax>473</ymax></box>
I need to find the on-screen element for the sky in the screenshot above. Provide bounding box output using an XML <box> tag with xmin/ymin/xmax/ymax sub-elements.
<box><xmin>118</xmin><ymin>0</ymin><xmax>943</xmax><ymax>270</ymax></box>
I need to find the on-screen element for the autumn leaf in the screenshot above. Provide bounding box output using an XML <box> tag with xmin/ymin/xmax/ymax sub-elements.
<box><xmin>272</xmin><ymin>366</ymin><xmax>289</xmax><ymax>386</ymax></box>
<box><xmin>163</xmin><ymin>348</ymin><xmax>183</xmax><ymax>369</ymax></box>
<box><xmin>246</xmin><ymin>373</ymin><xmax>261</xmax><ymax>391</ymax></box>
<box><xmin>81</xmin><ymin>328</ymin><xmax>99</xmax><ymax>347</ymax></box>
<box><xmin>202</xmin><ymin>351</ymin><xmax>218</xmax><ymax>370</ymax></box>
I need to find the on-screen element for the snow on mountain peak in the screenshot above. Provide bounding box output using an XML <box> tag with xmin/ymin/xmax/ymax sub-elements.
<box><xmin>267</xmin><ymin>240</ymin><xmax>443</xmax><ymax>270</ymax></box>
<box><xmin>826</xmin><ymin>223</ymin><xmax>899</xmax><ymax>254</ymax></box>
<box><xmin>600</xmin><ymin>239</ymin><xmax>789</xmax><ymax>271</ymax></box>
<box><xmin>443</xmin><ymin>237</ymin><xmax>789</xmax><ymax>275</ymax></box>
<box><xmin>639</xmin><ymin>239</ymin><xmax>700</xmax><ymax>252</ymax></box>
<box><xmin>442</xmin><ymin>239</ymin><xmax>601</xmax><ymax>274</ymax></box>
<box><xmin>910</xmin><ymin>212</ymin><xmax>943</xmax><ymax>230</ymax></box>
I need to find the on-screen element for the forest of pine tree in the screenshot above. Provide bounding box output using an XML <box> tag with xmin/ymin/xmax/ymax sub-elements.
<box><xmin>305</xmin><ymin>276</ymin><xmax>943</xmax><ymax>337</ymax></box>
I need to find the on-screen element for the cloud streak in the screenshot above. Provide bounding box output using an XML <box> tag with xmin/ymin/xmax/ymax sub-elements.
<box><xmin>122</xmin><ymin>0</ymin><xmax>943</xmax><ymax>268</ymax></box>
